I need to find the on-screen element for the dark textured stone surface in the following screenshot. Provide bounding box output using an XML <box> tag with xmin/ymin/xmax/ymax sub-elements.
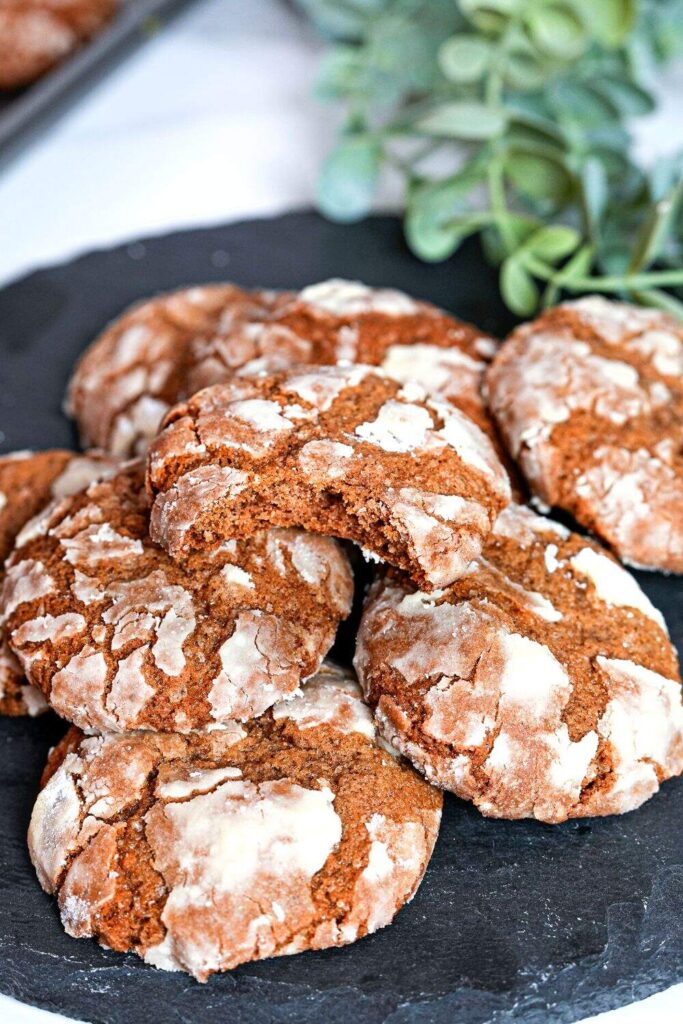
<box><xmin>0</xmin><ymin>212</ymin><xmax>681</xmax><ymax>1024</ymax></box>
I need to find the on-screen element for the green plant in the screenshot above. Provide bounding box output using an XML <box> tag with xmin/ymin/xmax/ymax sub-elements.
<box><xmin>301</xmin><ymin>0</ymin><xmax>683</xmax><ymax>317</ymax></box>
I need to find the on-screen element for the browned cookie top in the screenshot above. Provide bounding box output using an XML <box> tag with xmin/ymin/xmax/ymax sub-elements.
<box><xmin>355</xmin><ymin>503</ymin><xmax>682</xmax><ymax>823</ymax></box>
<box><xmin>1</xmin><ymin>461</ymin><xmax>353</xmax><ymax>732</ymax></box>
<box><xmin>0</xmin><ymin>0</ymin><xmax>119</xmax><ymax>90</ymax></box>
<box><xmin>28</xmin><ymin>663</ymin><xmax>443</xmax><ymax>981</ymax></box>
<box><xmin>66</xmin><ymin>284</ymin><xmax>260</xmax><ymax>456</ymax></box>
<box><xmin>67</xmin><ymin>279</ymin><xmax>498</xmax><ymax>456</ymax></box>
<box><xmin>0</xmin><ymin>449</ymin><xmax>118</xmax><ymax>717</ymax></box>
<box><xmin>146</xmin><ymin>365</ymin><xmax>511</xmax><ymax>590</ymax></box>
<box><xmin>486</xmin><ymin>296</ymin><xmax>683</xmax><ymax>572</ymax></box>
<box><xmin>187</xmin><ymin>279</ymin><xmax>499</xmax><ymax>441</ymax></box>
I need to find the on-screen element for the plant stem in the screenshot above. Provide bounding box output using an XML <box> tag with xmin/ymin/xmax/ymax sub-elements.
<box><xmin>487</xmin><ymin>157</ymin><xmax>522</xmax><ymax>257</ymax></box>
<box><xmin>522</xmin><ymin>251</ymin><xmax>683</xmax><ymax>296</ymax></box>
<box><xmin>565</xmin><ymin>269</ymin><xmax>683</xmax><ymax>291</ymax></box>
<box><xmin>484</xmin><ymin>15</ymin><xmax>519</xmax><ymax>257</ymax></box>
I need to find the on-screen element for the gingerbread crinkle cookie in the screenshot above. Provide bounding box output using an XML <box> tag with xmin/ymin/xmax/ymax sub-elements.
<box><xmin>28</xmin><ymin>663</ymin><xmax>442</xmax><ymax>980</ymax></box>
<box><xmin>487</xmin><ymin>296</ymin><xmax>683</xmax><ymax>572</ymax></box>
<box><xmin>355</xmin><ymin>502</ymin><xmax>682</xmax><ymax>822</ymax></box>
<box><xmin>1</xmin><ymin>462</ymin><xmax>353</xmax><ymax>731</ymax></box>
<box><xmin>145</xmin><ymin>364</ymin><xmax>511</xmax><ymax>589</ymax></box>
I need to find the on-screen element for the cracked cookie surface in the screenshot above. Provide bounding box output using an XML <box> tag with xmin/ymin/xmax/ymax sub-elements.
<box><xmin>67</xmin><ymin>278</ymin><xmax>499</xmax><ymax>456</ymax></box>
<box><xmin>355</xmin><ymin>502</ymin><xmax>682</xmax><ymax>822</ymax></box>
<box><xmin>0</xmin><ymin>449</ymin><xmax>118</xmax><ymax>716</ymax></box>
<box><xmin>28</xmin><ymin>663</ymin><xmax>443</xmax><ymax>981</ymax></box>
<box><xmin>486</xmin><ymin>296</ymin><xmax>683</xmax><ymax>572</ymax></box>
<box><xmin>146</xmin><ymin>364</ymin><xmax>511</xmax><ymax>590</ymax></box>
<box><xmin>1</xmin><ymin>462</ymin><xmax>352</xmax><ymax>731</ymax></box>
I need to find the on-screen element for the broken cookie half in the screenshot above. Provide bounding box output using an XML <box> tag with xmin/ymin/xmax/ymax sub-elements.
<box><xmin>146</xmin><ymin>364</ymin><xmax>511</xmax><ymax>590</ymax></box>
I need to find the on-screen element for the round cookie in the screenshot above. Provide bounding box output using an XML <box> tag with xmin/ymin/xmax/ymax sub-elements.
<box><xmin>66</xmin><ymin>284</ymin><xmax>255</xmax><ymax>456</ymax></box>
<box><xmin>146</xmin><ymin>364</ymin><xmax>511</xmax><ymax>590</ymax></box>
<box><xmin>0</xmin><ymin>449</ymin><xmax>118</xmax><ymax>717</ymax></box>
<box><xmin>1</xmin><ymin>461</ymin><xmax>353</xmax><ymax>732</ymax></box>
<box><xmin>28</xmin><ymin>662</ymin><xmax>443</xmax><ymax>981</ymax></box>
<box><xmin>486</xmin><ymin>296</ymin><xmax>683</xmax><ymax>572</ymax></box>
<box><xmin>0</xmin><ymin>0</ymin><xmax>119</xmax><ymax>90</ymax></box>
<box><xmin>67</xmin><ymin>278</ymin><xmax>498</xmax><ymax>456</ymax></box>
<box><xmin>355</xmin><ymin>502</ymin><xmax>683</xmax><ymax>823</ymax></box>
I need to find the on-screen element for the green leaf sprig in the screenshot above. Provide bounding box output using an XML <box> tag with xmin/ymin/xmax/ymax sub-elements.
<box><xmin>301</xmin><ymin>0</ymin><xmax>683</xmax><ymax>317</ymax></box>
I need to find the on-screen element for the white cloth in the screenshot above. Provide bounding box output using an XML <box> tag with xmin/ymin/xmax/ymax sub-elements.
<box><xmin>0</xmin><ymin>1</ymin><xmax>681</xmax><ymax>1021</ymax></box>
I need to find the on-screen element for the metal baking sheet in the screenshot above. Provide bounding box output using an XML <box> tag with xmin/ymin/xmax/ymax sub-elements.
<box><xmin>0</xmin><ymin>0</ymin><xmax>195</xmax><ymax>164</ymax></box>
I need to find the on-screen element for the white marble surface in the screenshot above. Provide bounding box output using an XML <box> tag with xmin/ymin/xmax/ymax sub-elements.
<box><xmin>0</xmin><ymin>1</ymin><xmax>682</xmax><ymax>1021</ymax></box>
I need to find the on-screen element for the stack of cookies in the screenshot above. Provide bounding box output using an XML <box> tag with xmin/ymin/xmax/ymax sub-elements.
<box><xmin>1</xmin><ymin>280</ymin><xmax>681</xmax><ymax>982</ymax></box>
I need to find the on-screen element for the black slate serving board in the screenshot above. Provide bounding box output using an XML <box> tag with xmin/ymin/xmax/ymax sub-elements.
<box><xmin>0</xmin><ymin>212</ymin><xmax>681</xmax><ymax>1024</ymax></box>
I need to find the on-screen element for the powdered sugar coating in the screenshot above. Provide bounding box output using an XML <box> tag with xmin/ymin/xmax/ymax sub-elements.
<box><xmin>68</xmin><ymin>279</ymin><xmax>498</xmax><ymax>456</ymax></box>
<box><xmin>380</xmin><ymin>342</ymin><xmax>487</xmax><ymax>407</ymax></box>
<box><xmin>0</xmin><ymin>449</ymin><xmax>119</xmax><ymax>716</ymax></box>
<box><xmin>2</xmin><ymin>462</ymin><xmax>353</xmax><ymax>731</ymax></box>
<box><xmin>0</xmin><ymin>636</ymin><xmax>48</xmax><ymax>716</ymax></box>
<box><xmin>355</xmin><ymin>502</ymin><xmax>681</xmax><ymax>821</ymax></box>
<box><xmin>574</xmin><ymin>445</ymin><xmax>683</xmax><ymax>572</ymax></box>
<box><xmin>66</xmin><ymin>285</ymin><xmax>253</xmax><ymax>456</ymax></box>
<box><xmin>271</xmin><ymin>661</ymin><xmax>376</xmax><ymax>739</ymax></box>
<box><xmin>487</xmin><ymin>297</ymin><xmax>683</xmax><ymax>572</ymax></box>
<box><xmin>28</xmin><ymin>663</ymin><xmax>442</xmax><ymax>980</ymax></box>
<box><xmin>147</xmin><ymin>365</ymin><xmax>510</xmax><ymax>589</ymax></box>
<box><xmin>50</xmin><ymin>454</ymin><xmax>119</xmax><ymax>498</ymax></box>
<box><xmin>298</xmin><ymin>279</ymin><xmax>420</xmax><ymax>317</ymax></box>
<box><xmin>569</xmin><ymin>546</ymin><xmax>666</xmax><ymax>630</ymax></box>
<box><xmin>146</xmin><ymin>777</ymin><xmax>343</xmax><ymax>977</ymax></box>
<box><xmin>581</xmin><ymin>657</ymin><xmax>683</xmax><ymax>815</ymax></box>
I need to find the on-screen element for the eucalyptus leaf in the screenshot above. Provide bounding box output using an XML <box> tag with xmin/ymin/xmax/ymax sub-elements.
<box><xmin>367</xmin><ymin>15</ymin><xmax>440</xmax><ymax>92</ymax></box>
<box><xmin>503</xmin><ymin>49</ymin><xmax>546</xmax><ymax>91</ymax></box>
<box><xmin>316</xmin><ymin>47</ymin><xmax>366</xmax><ymax>99</ymax></box>
<box><xmin>633</xmin><ymin>288</ymin><xmax>683</xmax><ymax>321</ymax></box>
<box><xmin>307</xmin><ymin>0</ymin><xmax>683</xmax><ymax>319</ymax></box>
<box><xmin>580</xmin><ymin>0</ymin><xmax>636</xmax><ymax>48</ymax></box>
<box><xmin>527</xmin><ymin>5</ymin><xmax>587</xmax><ymax>59</ymax></box>
<box><xmin>407</xmin><ymin>208</ymin><xmax>484</xmax><ymax>261</ymax></box>
<box><xmin>557</xmin><ymin>243</ymin><xmax>594</xmax><ymax>281</ymax></box>
<box><xmin>481</xmin><ymin>214</ymin><xmax>542</xmax><ymax>264</ymax></box>
<box><xmin>581</xmin><ymin>158</ymin><xmax>608</xmax><ymax>231</ymax></box>
<box><xmin>525</xmin><ymin>225</ymin><xmax>581</xmax><ymax>261</ymax></box>
<box><xmin>628</xmin><ymin>184</ymin><xmax>681</xmax><ymax>272</ymax></box>
<box><xmin>417</xmin><ymin>101</ymin><xmax>507</xmax><ymax>139</ymax></box>
<box><xmin>593</xmin><ymin>78</ymin><xmax>655</xmax><ymax>117</ymax></box>
<box><xmin>549</xmin><ymin>81</ymin><xmax>619</xmax><ymax>128</ymax></box>
<box><xmin>317</xmin><ymin>136</ymin><xmax>381</xmax><ymax>222</ymax></box>
<box><xmin>506</xmin><ymin>108</ymin><xmax>566</xmax><ymax>145</ymax></box>
<box><xmin>439</xmin><ymin>35</ymin><xmax>491</xmax><ymax>82</ymax></box>
<box><xmin>500</xmin><ymin>257</ymin><xmax>540</xmax><ymax>316</ymax></box>
<box><xmin>460</xmin><ymin>0</ymin><xmax>514</xmax><ymax>34</ymax></box>
<box><xmin>295</xmin><ymin>0</ymin><xmax>380</xmax><ymax>39</ymax></box>
<box><xmin>505</xmin><ymin>150</ymin><xmax>573</xmax><ymax>204</ymax></box>
<box><xmin>405</xmin><ymin>170</ymin><xmax>487</xmax><ymax>260</ymax></box>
